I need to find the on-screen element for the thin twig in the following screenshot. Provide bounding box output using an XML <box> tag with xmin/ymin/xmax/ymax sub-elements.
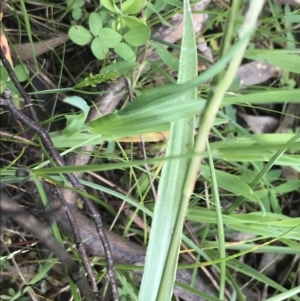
<box><xmin>0</xmin><ymin>237</ymin><xmax>39</xmax><ymax>301</ymax></box>
<box><xmin>52</xmin><ymin>185</ymin><xmax>100</xmax><ymax>299</ymax></box>
<box><xmin>0</xmin><ymin>47</ymin><xmax>38</xmax><ymax>123</ymax></box>
<box><xmin>0</xmin><ymin>89</ymin><xmax>119</xmax><ymax>301</ymax></box>
<box><xmin>0</xmin><ymin>191</ymin><xmax>97</xmax><ymax>301</ymax></box>
<box><xmin>1</xmin><ymin>37</ymin><xmax>119</xmax><ymax>299</ymax></box>
<box><xmin>0</xmin><ymin>45</ymin><xmax>120</xmax><ymax>299</ymax></box>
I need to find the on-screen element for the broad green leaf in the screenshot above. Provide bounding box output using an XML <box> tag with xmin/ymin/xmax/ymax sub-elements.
<box><xmin>98</xmin><ymin>28</ymin><xmax>122</xmax><ymax>48</ymax></box>
<box><xmin>123</xmin><ymin>25</ymin><xmax>151</xmax><ymax>47</ymax></box>
<box><xmin>123</xmin><ymin>0</ymin><xmax>144</xmax><ymax>14</ymax></box>
<box><xmin>91</xmin><ymin>37</ymin><xmax>109</xmax><ymax>60</ymax></box>
<box><xmin>151</xmin><ymin>41</ymin><xmax>179</xmax><ymax>71</ymax></box>
<box><xmin>114</xmin><ymin>42</ymin><xmax>136</xmax><ymax>62</ymax></box>
<box><xmin>14</xmin><ymin>64</ymin><xmax>29</xmax><ymax>82</ymax></box>
<box><xmin>244</xmin><ymin>50</ymin><xmax>300</xmax><ymax>73</ymax></box>
<box><xmin>89</xmin><ymin>12</ymin><xmax>102</xmax><ymax>36</ymax></box>
<box><xmin>123</xmin><ymin>16</ymin><xmax>146</xmax><ymax>29</ymax></box>
<box><xmin>68</xmin><ymin>26</ymin><xmax>93</xmax><ymax>46</ymax></box>
<box><xmin>62</xmin><ymin>96</ymin><xmax>90</xmax><ymax>137</ymax></box>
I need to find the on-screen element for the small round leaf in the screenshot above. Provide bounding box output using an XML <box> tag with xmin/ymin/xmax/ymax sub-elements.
<box><xmin>72</xmin><ymin>7</ymin><xmax>82</xmax><ymax>20</ymax></box>
<box><xmin>89</xmin><ymin>12</ymin><xmax>103</xmax><ymax>36</ymax></box>
<box><xmin>91</xmin><ymin>38</ymin><xmax>109</xmax><ymax>60</ymax></box>
<box><xmin>69</xmin><ymin>26</ymin><xmax>93</xmax><ymax>46</ymax></box>
<box><xmin>14</xmin><ymin>64</ymin><xmax>29</xmax><ymax>82</ymax></box>
<box><xmin>123</xmin><ymin>25</ymin><xmax>150</xmax><ymax>47</ymax></box>
<box><xmin>98</xmin><ymin>28</ymin><xmax>122</xmax><ymax>48</ymax></box>
<box><xmin>114</xmin><ymin>43</ymin><xmax>136</xmax><ymax>62</ymax></box>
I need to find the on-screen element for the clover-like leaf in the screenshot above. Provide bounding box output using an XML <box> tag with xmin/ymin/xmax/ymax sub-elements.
<box><xmin>123</xmin><ymin>0</ymin><xmax>144</xmax><ymax>14</ymax></box>
<box><xmin>98</xmin><ymin>28</ymin><xmax>122</xmax><ymax>48</ymax></box>
<box><xmin>72</xmin><ymin>8</ymin><xmax>82</xmax><ymax>20</ymax></box>
<box><xmin>123</xmin><ymin>25</ymin><xmax>151</xmax><ymax>47</ymax></box>
<box><xmin>91</xmin><ymin>37</ymin><xmax>109</xmax><ymax>60</ymax></box>
<box><xmin>114</xmin><ymin>43</ymin><xmax>136</xmax><ymax>62</ymax></box>
<box><xmin>89</xmin><ymin>12</ymin><xmax>103</xmax><ymax>36</ymax></box>
<box><xmin>69</xmin><ymin>26</ymin><xmax>93</xmax><ymax>46</ymax></box>
<box><xmin>14</xmin><ymin>64</ymin><xmax>30</xmax><ymax>82</ymax></box>
<box><xmin>123</xmin><ymin>16</ymin><xmax>146</xmax><ymax>29</ymax></box>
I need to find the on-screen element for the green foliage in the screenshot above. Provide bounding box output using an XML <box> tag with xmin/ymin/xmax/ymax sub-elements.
<box><xmin>3</xmin><ymin>1</ymin><xmax>300</xmax><ymax>300</ymax></box>
<box><xmin>67</xmin><ymin>0</ymin><xmax>85</xmax><ymax>20</ymax></box>
<box><xmin>68</xmin><ymin>1</ymin><xmax>151</xmax><ymax>61</ymax></box>
<box><xmin>0</xmin><ymin>64</ymin><xmax>29</xmax><ymax>94</ymax></box>
<box><xmin>68</xmin><ymin>25</ymin><xmax>93</xmax><ymax>45</ymax></box>
<box><xmin>123</xmin><ymin>25</ymin><xmax>151</xmax><ymax>47</ymax></box>
<box><xmin>244</xmin><ymin>49</ymin><xmax>300</xmax><ymax>73</ymax></box>
<box><xmin>62</xmin><ymin>96</ymin><xmax>90</xmax><ymax>137</ymax></box>
<box><xmin>91</xmin><ymin>37</ymin><xmax>109</xmax><ymax>60</ymax></box>
<box><xmin>114</xmin><ymin>42</ymin><xmax>136</xmax><ymax>62</ymax></box>
<box><xmin>151</xmin><ymin>41</ymin><xmax>179</xmax><ymax>71</ymax></box>
<box><xmin>139</xmin><ymin>0</ymin><xmax>198</xmax><ymax>299</ymax></box>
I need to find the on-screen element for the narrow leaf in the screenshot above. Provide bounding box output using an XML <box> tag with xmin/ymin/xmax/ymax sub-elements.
<box><xmin>62</xmin><ymin>96</ymin><xmax>90</xmax><ymax>137</ymax></box>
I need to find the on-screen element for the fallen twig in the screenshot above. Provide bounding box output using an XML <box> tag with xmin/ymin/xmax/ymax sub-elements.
<box><xmin>0</xmin><ymin>190</ymin><xmax>96</xmax><ymax>301</ymax></box>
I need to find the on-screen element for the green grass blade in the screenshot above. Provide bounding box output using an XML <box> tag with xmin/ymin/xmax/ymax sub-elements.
<box><xmin>19</xmin><ymin>0</ymin><xmax>39</xmax><ymax>71</ymax></box>
<box><xmin>207</xmin><ymin>142</ymin><xmax>226</xmax><ymax>299</ymax></box>
<box><xmin>139</xmin><ymin>0</ymin><xmax>197</xmax><ymax>299</ymax></box>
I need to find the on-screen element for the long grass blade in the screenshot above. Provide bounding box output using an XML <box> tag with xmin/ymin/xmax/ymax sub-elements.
<box><xmin>139</xmin><ymin>0</ymin><xmax>198</xmax><ymax>299</ymax></box>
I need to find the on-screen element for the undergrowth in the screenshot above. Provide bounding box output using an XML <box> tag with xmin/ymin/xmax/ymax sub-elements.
<box><xmin>1</xmin><ymin>0</ymin><xmax>300</xmax><ymax>301</ymax></box>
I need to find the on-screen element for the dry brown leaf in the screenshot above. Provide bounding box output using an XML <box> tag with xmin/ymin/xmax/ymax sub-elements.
<box><xmin>0</xmin><ymin>28</ymin><xmax>13</xmax><ymax>67</ymax></box>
